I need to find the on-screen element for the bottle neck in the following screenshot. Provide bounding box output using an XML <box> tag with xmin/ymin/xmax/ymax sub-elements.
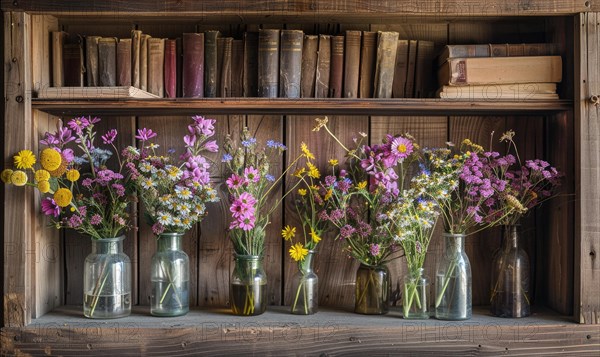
<box><xmin>298</xmin><ymin>250</ymin><xmax>315</xmax><ymax>274</ymax></box>
<box><xmin>157</xmin><ymin>233</ymin><xmax>184</xmax><ymax>251</ymax></box>
<box><xmin>91</xmin><ymin>236</ymin><xmax>124</xmax><ymax>254</ymax></box>
<box><xmin>234</xmin><ymin>255</ymin><xmax>263</xmax><ymax>270</ymax></box>
<box><xmin>442</xmin><ymin>233</ymin><xmax>466</xmax><ymax>253</ymax></box>
<box><xmin>503</xmin><ymin>224</ymin><xmax>520</xmax><ymax>249</ymax></box>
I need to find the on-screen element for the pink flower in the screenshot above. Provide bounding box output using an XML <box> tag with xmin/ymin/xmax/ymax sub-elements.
<box><xmin>226</xmin><ymin>174</ymin><xmax>246</xmax><ymax>189</ymax></box>
<box><xmin>68</xmin><ymin>215</ymin><xmax>83</xmax><ymax>228</ymax></box>
<box><xmin>135</xmin><ymin>128</ymin><xmax>157</xmax><ymax>141</ymax></box>
<box><xmin>369</xmin><ymin>243</ymin><xmax>380</xmax><ymax>257</ymax></box>
<box><xmin>183</xmin><ymin>134</ymin><xmax>196</xmax><ymax>147</ymax></box>
<box><xmin>191</xmin><ymin>116</ymin><xmax>216</xmax><ymax>136</ymax></box>
<box><xmin>244</xmin><ymin>166</ymin><xmax>260</xmax><ymax>183</ymax></box>
<box><xmin>41</xmin><ymin>198</ymin><xmax>60</xmax><ymax>218</ymax></box>
<box><xmin>203</xmin><ymin>140</ymin><xmax>219</xmax><ymax>153</ymax></box>
<box><xmin>230</xmin><ymin>192</ymin><xmax>256</xmax><ymax>218</ymax></box>
<box><xmin>237</xmin><ymin>215</ymin><xmax>255</xmax><ymax>231</ymax></box>
<box><xmin>90</xmin><ymin>214</ymin><xmax>102</xmax><ymax>225</ymax></box>
<box><xmin>390</xmin><ymin>136</ymin><xmax>413</xmax><ymax>159</ymax></box>
<box><xmin>101</xmin><ymin>129</ymin><xmax>118</xmax><ymax>145</ymax></box>
<box><xmin>152</xmin><ymin>222</ymin><xmax>165</xmax><ymax>235</ymax></box>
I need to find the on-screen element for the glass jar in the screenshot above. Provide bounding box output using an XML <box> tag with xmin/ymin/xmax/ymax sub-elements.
<box><xmin>83</xmin><ymin>236</ymin><xmax>131</xmax><ymax>319</ymax></box>
<box><xmin>354</xmin><ymin>264</ymin><xmax>390</xmax><ymax>315</ymax></box>
<box><xmin>230</xmin><ymin>255</ymin><xmax>267</xmax><ymax>316</ymax></box>
<box><xmin>490</xmin><ymin>225</ymin><xmax>531</xmax><ymax>318</ymax></box>
<box><xmin>290</xmin><ymin>250</ymin><xmax>318</xmax><ymax>315</ymax></box>
<box><xmin>150</xmin><ymin>232</ymin><xmax>189</xmax><ymax>317</ymax></box>
<box><xmin>435</xmin><ymin>233</ymin><xmax>472</xmax><ymax>320</ymax></box>
<box><xmin>403</xmin><ymin>268</ymin><xmax>430</xmax><ymax>319</ymax></box>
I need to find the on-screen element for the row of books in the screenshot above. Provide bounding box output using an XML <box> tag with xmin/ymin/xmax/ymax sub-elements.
<box><xmin>436</xmin><ymin>43</ymin><xmax>562</xmax><ymax>100</ymax></box>
<box><xmin>50</xmin><ymin>29</ymin><xmax>437</xmax><ymax>99</ymax></box>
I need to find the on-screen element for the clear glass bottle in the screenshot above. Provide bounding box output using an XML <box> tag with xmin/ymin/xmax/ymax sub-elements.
<box><xmin>403</xmin><ymin>268</ymin><xmax>430</xmax><ymax>319</ymax></box>
<box><xmin>150</xmin><ymin>232</ymin><xmax>189</xmax><ymax>317</ymax></box>
<box><xmin>435</xmin><ymin>233</ymin><xmax>472</xmax><ymax>320</ymax></box>
<box><xmin>354</xmin><ymin>264</ymin><xmax>390</xmax><ymax>315</ymax></box>
<box><xmin>230</xmin><ymin>255</ymin><xmax>267</xmax><ymax>316</ymax></box>
<box><xmin>83</xmin><ymin>236</ymin><xmax>131</xmax><ymax>319</ymax></box>
<box><xmin>290</xmin><ymin>250</ymin><xmax>318</xmax><ymax>315</ymax></box>
<box><xmin>490</xmin><ymin>225</ymin><xmax>531</xmax><ymax>318</ymax></box>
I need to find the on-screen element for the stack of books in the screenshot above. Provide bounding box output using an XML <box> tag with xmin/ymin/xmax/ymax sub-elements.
<box><xmin>436</xmin><ymin>43</ymin><xmax>562</xmax><ymax>100</ymax></box>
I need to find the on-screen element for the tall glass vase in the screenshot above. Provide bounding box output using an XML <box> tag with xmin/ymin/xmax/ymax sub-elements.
<box><xmin>403</xmin><ymin>268</ymin><xmax>430</xmax><ymax>319</ymax></box>
<box><xmin>354</xmin><ymin>264</ymin><xmax>390</xmax><ymax>315</ymax></box>
<box><xmin>290</xmin><ymin>250</ymin><xmax>318</xmax><ymax>315</ymax></box>
<box><xmin>150</xmin><ymin>232</ymin><xmax>189</xmax><ymax>317</ymax></box>
<box><xmin>490</xmin><ymin>225</ymin><xmax>531</xmax><ymax>318</ymax></box>
<box><xmin>83</xmin><ymin>236</ymin><xmax>131</xmax><ymax>319</ymax></box>
<box><xmin>435</xmin><ymin>233</ymin><xmax>472</xmax><ymax>320</ymax></box>
<box><xmin>230</xmin><ymin>255</ymin><xmax>267</xmax><ymax>316</ymax></box>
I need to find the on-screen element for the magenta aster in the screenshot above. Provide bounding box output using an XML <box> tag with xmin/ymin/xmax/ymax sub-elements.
<box><xmin>390</xmin><ymin>136</ymin><xmax>414</xmax><ymax>159</ymax></box>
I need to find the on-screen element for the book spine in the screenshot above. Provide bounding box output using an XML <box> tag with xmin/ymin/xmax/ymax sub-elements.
<box><xmin>52</xmin><ymin>31</ymin><xmax>66</xmax><ymax>87</ymax></box>
<box><xmin>85</xmin><ymin>36</ymin><xmax>100</xmax><ymax>87</ymax></box>
<box><xmin>164</xmin><ymin>39</ymin><xmax>177</xmax><ymax>98</ymax></box>
<box><xmin>204</xmin><ymin>30</ymin><xmax>220</xmax><ymax>98</ymax></box>
<box><xmin>147</xmin><ymin>38</ymin><xmax>165</xmax><ymax>97</ymax></box>
<box><xmin>405</xmin><ymin>40</ymin><xmax>418</xmax><ymax>98</ymax></box>
<box><xmin>243</xmin><ymin>32</ymin><xmax>259</xmax><ymax>97</ymax></box>
<box><xmin>301</xmin><ymin>35</ymin><xmax>318</xmax><ymax>98</ymax></box>
<box><xmin>219</xmin><ymin>37</ymin><xmax>233</xmax><ymax>97</ymax></box>
<box><xmin>359</xmin><ymin>31</ymin><xmax>377</xmax><ymax>98</ymax></box>
<box><xmin>131</xmin><ymin>30</ymin><xmax>142</xmax><ymax>88</ymax></box>
<box><xmin>117</xmin><ymin>38</ymin><xmax>132</xmax><ymax>86</ymax></box>
<box><xmin>373</xmin><ymin>31</ymin><xmax>398</xmax><ymax>98</ymax></box>
<box><xmin>182</xmin><ymin>33</ymin><xmax>204</xmax><ymax>98</ymax></box>
<box><xmin>98</xmin><ymin>37</ymin><xmax>117</xmax><ymax>87</ymax></box>
<box><xmin>343</xmin><ymin>30</ymin><xmax>361</xmax><ymax>98</ymax></box>
<box><xmin>176</xmin><ymin>37</ymin><xmax>183</xmax><ymax>97</ymax></box>
<box><xmin>439</xmin><ymin>43</ymin><xmax>560</xmax><ymax>66</ymax></box>
<box><xmin>140</xmin><ymin>34</ymin><xmax>150</xmax><ymax>91</ymax></box>
<box><xmin>329</xmin><ymin>35</ymin><xmax>344</xmax><ymax>98</ymax></box>
<box><xmin>315</xmin><ymin>35</ymin><xmax>331</xmax><ymax>98</ymax></box>
<box><xmin>279</xmin><ymin>30</ymin><xmax>303</xmax><ymax>98</ymax></box>
<box><xmin>257</xmin><ymin>29</ymin><xmax>280</xmax><ymax>98</ymax></box>
<box><xmin>63</xmin><ymin>34</ymin><xmax>84</xmax><ymax>87</ymax></box>
<box><xmin>231</xmin><ymin>39</ymin><xmax>244</xmax><ymax>97</ymax></box>
<box><xmin>392</xmin><ymin>40</ymin><xmax>409</xmax><ymax>98</ymax></box>
<box><xmin>414</xmin><ymin>40</ymin><xmax>434</xmax><ymax>98</ymax></box>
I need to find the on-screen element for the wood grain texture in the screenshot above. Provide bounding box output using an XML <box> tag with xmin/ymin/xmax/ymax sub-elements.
<box><xmin>3</xmin><ymin>11</ymin><xmax>33</xmax><ymax>328</ymax></box>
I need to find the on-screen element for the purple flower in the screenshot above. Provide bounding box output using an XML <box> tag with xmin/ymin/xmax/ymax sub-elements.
<box><xmin>41</xmin><ymin>198</ymin><xmax>60</xmax><ymax>218</ymax></box>
<box><xmin>78</xmin><ymin>206</ymin><xmax>87</xmax><ymax>217</ymax></box>
<box><xmin>340</xmin><ymin>225</ymin><xmax>356</xmax><ymax>239</ymax></box>
<box><xmin>90</xmin><ymin>214</ymin><xmax>102</xmax><ymax>225</ymax></box>
<box><xmin>59</xmin><ymin>148</ymin><xmax>75</xmax><ymax>163</ymax></box>
<box><xmin>101</xmin><ymin>129</ymin><xmax>118</xmax><ymax>145</ymax></box>
<box><xmin>357</xmin><ymin>221</ymin><xmax>372</xmax><ymax>238</ymax></box>
<box><xmin>241</xmin><ymin>138</ymin><xmax>257</xmax><ymax>147</ymax></box>
<box><xmin>265</xmin><ymin>174</ymin><xmax>275</xmax><ymax>182</ymax></box>
<box><xmin>329</xmin><ymin>209</ymin><xmax>344</xmax><ymax>221</ymax></box>
<box><xmin>191</xmin><ymin>116</ymin><xmax>216</xmax><ymax>136</ymax></box>
<box><xmin>203</xmin><ymin>140</ymin><xmax>219</xmax><ymax>153</ymax></box>
<box><xmin>68</xmin><ymin>215</ymin><xmax>83</xmax><ymax>228</ymax></box>
<box><xmin>318</xmin><ymin>210</ymin><xmax>329</xmax><ymax>221</ymax></box>
<box><xmin>226</xmin><ymin>174</ymin><xmax>246</xmax><ymax>189</ymax></box>
<box><xmin>230</xmin><ymin>192</ymin><xmax>256</xmax><ymax>218</ymax></box>
<box><xmin>82</xmin><ymin>178</ymin><xmax>94</xmax><ymax>188</ymax></box>
<box><xmin>222</xmin><ymin>154</ymin><xmax>233</xmax><ymax>162</ymax></box>
<box><xmin>135</xmin><ymin>128</ymin><xmax>157</xmax><ymax>141</ymax></box>
<box><xmin>152</xmin><ymin>222</ymin><xmax>165</xmax><ymax>235</ymax></box>
<box><xmin>324</xmin><ymin>175</ymin><xmax>336</xmax><ymax>187</ymax></box>
<box><xmin>369</xmin><ymin>243</ymin><xmax>380</xmax><ymax>257</ymax></box>
<box><xmin>112</xmin><ymin>183</ymin><xmax>126</xmax><ymax>197</ymax></box>
<box><xmin>67</xmin><ymin>116</ymin><xmax>90</xmax><ymax>134</ymax></box>
<box><xmin>40</xmin><ymin>132</ymin><xmax>59</xmax><ymax>146</ymax></box>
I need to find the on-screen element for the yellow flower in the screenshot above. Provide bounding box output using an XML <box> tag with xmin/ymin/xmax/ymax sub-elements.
<box><xmin>37</xmin><ymin>180</ymin><xmax>50</xmax><ymax>193</ymax></box>
<box><xmin>289</xmin><ymin>242</ymin><xmax>308</xmax><ymax>262</ymax></box>
<box><xmin>14</xmin><ymin>150</ymin><xmax>36</xmax><ymax>169</ymax></box>
<box><xmin>307</xmin><ymin>162</ymin><xmax>320</xmax><ymax>179</ymax></box>
<box><xmin>53</xmin><ymin>188</ymin><xmax>73</xmax><ymax>207</ymax></box>
<box><xmin>324</xmin><ymin>189</ymin><xmax>332</xmax><ymax>201</ymax></box>
<box><xmin>310</xmin><ymin>230</ymin><xmax>322</xmax><ymax>244</ymax></box>
<box><xmin>357</xmin><ymin>181</ymin><xmax>367</xmax><ymax>189</ymax></box>
<box><xmin>310</xmin><ymin>185</ymin><xmax>319</xmax><ymax>191</ymax></box>
<box><xmin>329</xmin><ymin>159</ymin><xmax>338</xmax><ymax>167</ymax></box>
<box><xmin>300</xmin><ymin>142</ymin><xmax>315</xmax><ymax>160</ymax></box>
<box><xmin>49</xmin><ymin>159</ymin><xmax>68</xmax><ymax>178</ymax></box>
<box><xmin>281</xmin><ymin>225</ymin><xmax>296</xmax><ymax>241</ymax></box>
<box><xmin>293</xmin><ymin>167</ymin><xmax>306</xmax><ymax>177</ymax></box>
<box><xmin>40</xmin><ymin>148</ymin><xmax>62</xmax><ymax>171</ymax></box>
<box><xmin>298</xmin><ymin>188</ymin><xmax>307</xmax><ymax>196</ymax></box>
<box><xmin>10</xmin><ymin>170</ymin><xmax>28</xmax><ymax>186</ymax></box>
<box><xmin>66</xmin><ymin>169</ymin><xmax>80</xmax><ymax>182</ymax></box>
<box><xmin>35</xmin><ymin>169</ymin><xmax>51</xmax><ymax>182</ymax></box>
<box><xmin>1</xmin><ymin>169</ymin><xmax>14</xmax><ymax>183</ymax></box>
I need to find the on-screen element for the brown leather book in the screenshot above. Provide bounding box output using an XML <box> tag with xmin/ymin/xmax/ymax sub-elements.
<box><xmin>329</xmin><ymin>35</ymin><xmax>344</xmax><ymax>98</ymax></box>
<box><xmin>164</xmin><ymin>39</ymin><xmax>177</xmax><ymax>98</ymax></box>
<box><xmin>182</xmin><ymin>33</ymin><xmax>204</xmax><ymax>97</ymax></box>
<box><xmin>140</xmin><ymin>34</ymin><xmax>151</xmax><ymax>91</ymax></box>
<box><xmin>52</xmin><ymin>31</ymin><xmax>67</xmax><ymax>87</ymax></box>
<box><xmin>243</xmin><ymin>32</ymin><xmax>259</xmax><ymax>97</ymax></box>
<box><xmin>231</xmin><ymin>39</ymin><xmax>244</xmax><ymax>97</ymax></box>
<box><xmin>204</xmin><ymin>30</ymin><xmax>220</xmax><ymax>98</ymax></box>
<box><xmin>131</xmin><ymin>30</ymin><xmax>142</xmax><ymax>88</ymax></box>
<box><xmin>63</xmin><ymin>34</ymin><xmax>84</xmax><ymax>87</ymax></box>
<box><xmin>176</xmin><ymin>37</ymin><xmax>183</xmax><ymax>97</ymax></box>
<box><xmin>359</xmin><ymin>31</ymin><xmax>377</xmax><ymax>98</ymax></box>
<box><xmin>343</xmin><ymin>30</ymin><xmax>361</xmax><ymax>98</ymax></box>
<box><xmin>117</xmin><ymin>38</ymin><xmax>132</xmax><ymax>86</ymax></box>
<box><xmin>279</xmin><ymin>30</ymin><xmax>303</xmax><ymax>98</ymax></box>
<box><xmin>405</xmin><ymin>40</ymin><xmax>418</xmax><ymax>98</ymax></box>
<box><xmin>147</xmin><ymin>37</ymin><xmax>165</xmax><ymax>97</ymax></box>
<box><xmin>98</xmin><ymin>37</ymin><xmax>117</xmax><ymax>86</ymax></box>
<box><xmin>392</xmin><ymin>40</ymin><xmax>409</xmax><ymax>98</ymax></box>
<box><xmin>373</xmin><ymin>31</ymin><xmax>399</xmax><ymax>98</ymax></box>
<box><xmin>301</xmin><ymin>35</ymin><xmax>318</xmax><ymax>98</ymax></box>
<box><xmin>85</xmin><ymin>35</ymin><xmax>100</xmax><ymax>87</ymax></box>
<box><xmin>315</xmin><ymin>35</ymin><xmax>331</xmax><ymax>98</ymax></box>
<box><xmin>437</xmin><ymin>43</ymin><xmax>560</xmax><ymax>66</ymax></box>
<box><xmin>257</xmin><ymin>29</ymin><xmax>280</xmax><ymax>98</ymax></box>
<box><xmin>414</xmin><ymin>40</ymin><xmax>434</xmax><ymax>98</ymax></box>
<box><xmin>218</xmin><ymin>37</ymin><xmax>233</xmax><ymax>97</ymax></box>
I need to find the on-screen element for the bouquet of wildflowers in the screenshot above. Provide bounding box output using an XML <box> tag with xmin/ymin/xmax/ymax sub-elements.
<box><xmin>2</xmin><ymin>116</ymin><xmax>131</xmax><ymax>239</ymax></box>
<box><xmin>124</xmin><ymin>115</ymin><xmax>220</xmax><ymax>235</ymax></box>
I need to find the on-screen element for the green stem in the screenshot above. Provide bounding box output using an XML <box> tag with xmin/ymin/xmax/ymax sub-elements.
<box><xmin>158</xmin><ymin>259</ymin><xmax>183</xmax><ymax>308</ymax></box>
<box><xmin>89</xmin><ymin>263</ymin><xmax>110</xmax><ymax>317</ymax></box>
<box><xmin>435</xmin><ymin>260</ymin><xmax>457</xmax><ymax>308</ymax></box>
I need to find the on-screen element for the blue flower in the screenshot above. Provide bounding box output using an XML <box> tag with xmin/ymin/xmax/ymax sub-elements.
<box><xmin>221</xmin><ymin>154</ymin><xmax>233</xmax><ymax>162</ymax></box>
<box><xmin>265</xmin><ymin>174</ymin><xmax>275</xmax><ymax>182</ymax></box>
<box><xmin>241</xmin><ymin>137</ymin><xmax>257</xmax><ymax>147</ymax></box>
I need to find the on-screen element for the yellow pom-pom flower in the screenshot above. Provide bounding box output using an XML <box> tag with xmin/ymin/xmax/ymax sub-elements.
<box><xmin>289</xmin><ymin>242</ymin><xmax>308</xmax><ymax>262</ymax></box>
<box><xmin>35</xmin><ymin>169</ymin><xmax>51</xmax><ymax>182</ymax></box>
<box><xmin>1</xmin><ymin>169</ymin><xmax>14</xmax><ymax>183</ymax></box>
<box><xmin>14</xmin><ymin>150</ymin><xmax>36</xmax><ymax>170</ymax></box>
<box><xmin>66</xmin><ymin>169</ymin><xmax>80</xmax><ymax>182</ymax></box>
<box><xmin>53</xmin><ymin>188</ymin><xmax>73</xmax><ymax>207</ymax></box>
<box><xmin>10</xmin><ymin>170</ymin><xmax>28</xmax><ymax>186</ymax></box>
<box><xmin>40</xmin><ymin>148</ymin><xmax>62</xmax><ymax>171</ymax></box>
<box><xmin>37</xmin><ymin>180</ymin><xmax>50</xmax><ymax>193</ymax></box>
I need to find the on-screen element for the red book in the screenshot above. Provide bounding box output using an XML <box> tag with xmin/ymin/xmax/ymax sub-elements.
<box><xmin>182</xmin><ymin>33</ymin><xmax>204</xmax><ymax>98</ymax></box>
<box><xmin>164</xmin><ymin>39</ymin><xmax>177</xmax><ymax>98</ymax></box>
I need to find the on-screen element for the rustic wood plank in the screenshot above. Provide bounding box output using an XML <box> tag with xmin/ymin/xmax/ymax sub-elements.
<box><xmin>575</xmin><ymin>12</ymin><xmax>600</xmax><ymax>324</ymax></box>
<box><xmin>31</xmin><ymin>14</ymin><xmax>62</xmax><ymax>318</ymax></box>
<box><xmin>3</xmin><ymin>11</ymin><xmax>33</xmax><ymax>328</ymax></box>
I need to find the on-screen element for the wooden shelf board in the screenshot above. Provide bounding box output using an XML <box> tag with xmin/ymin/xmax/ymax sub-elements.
<box><xmin>31</xmin><ymin>98</ymin><xmax>573</xmax><ymax>117</ymax></box>
<box><xmin>1</xmin><ymin>306</ymin><xmax>598</xmax><ymax>355</ymax></box>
